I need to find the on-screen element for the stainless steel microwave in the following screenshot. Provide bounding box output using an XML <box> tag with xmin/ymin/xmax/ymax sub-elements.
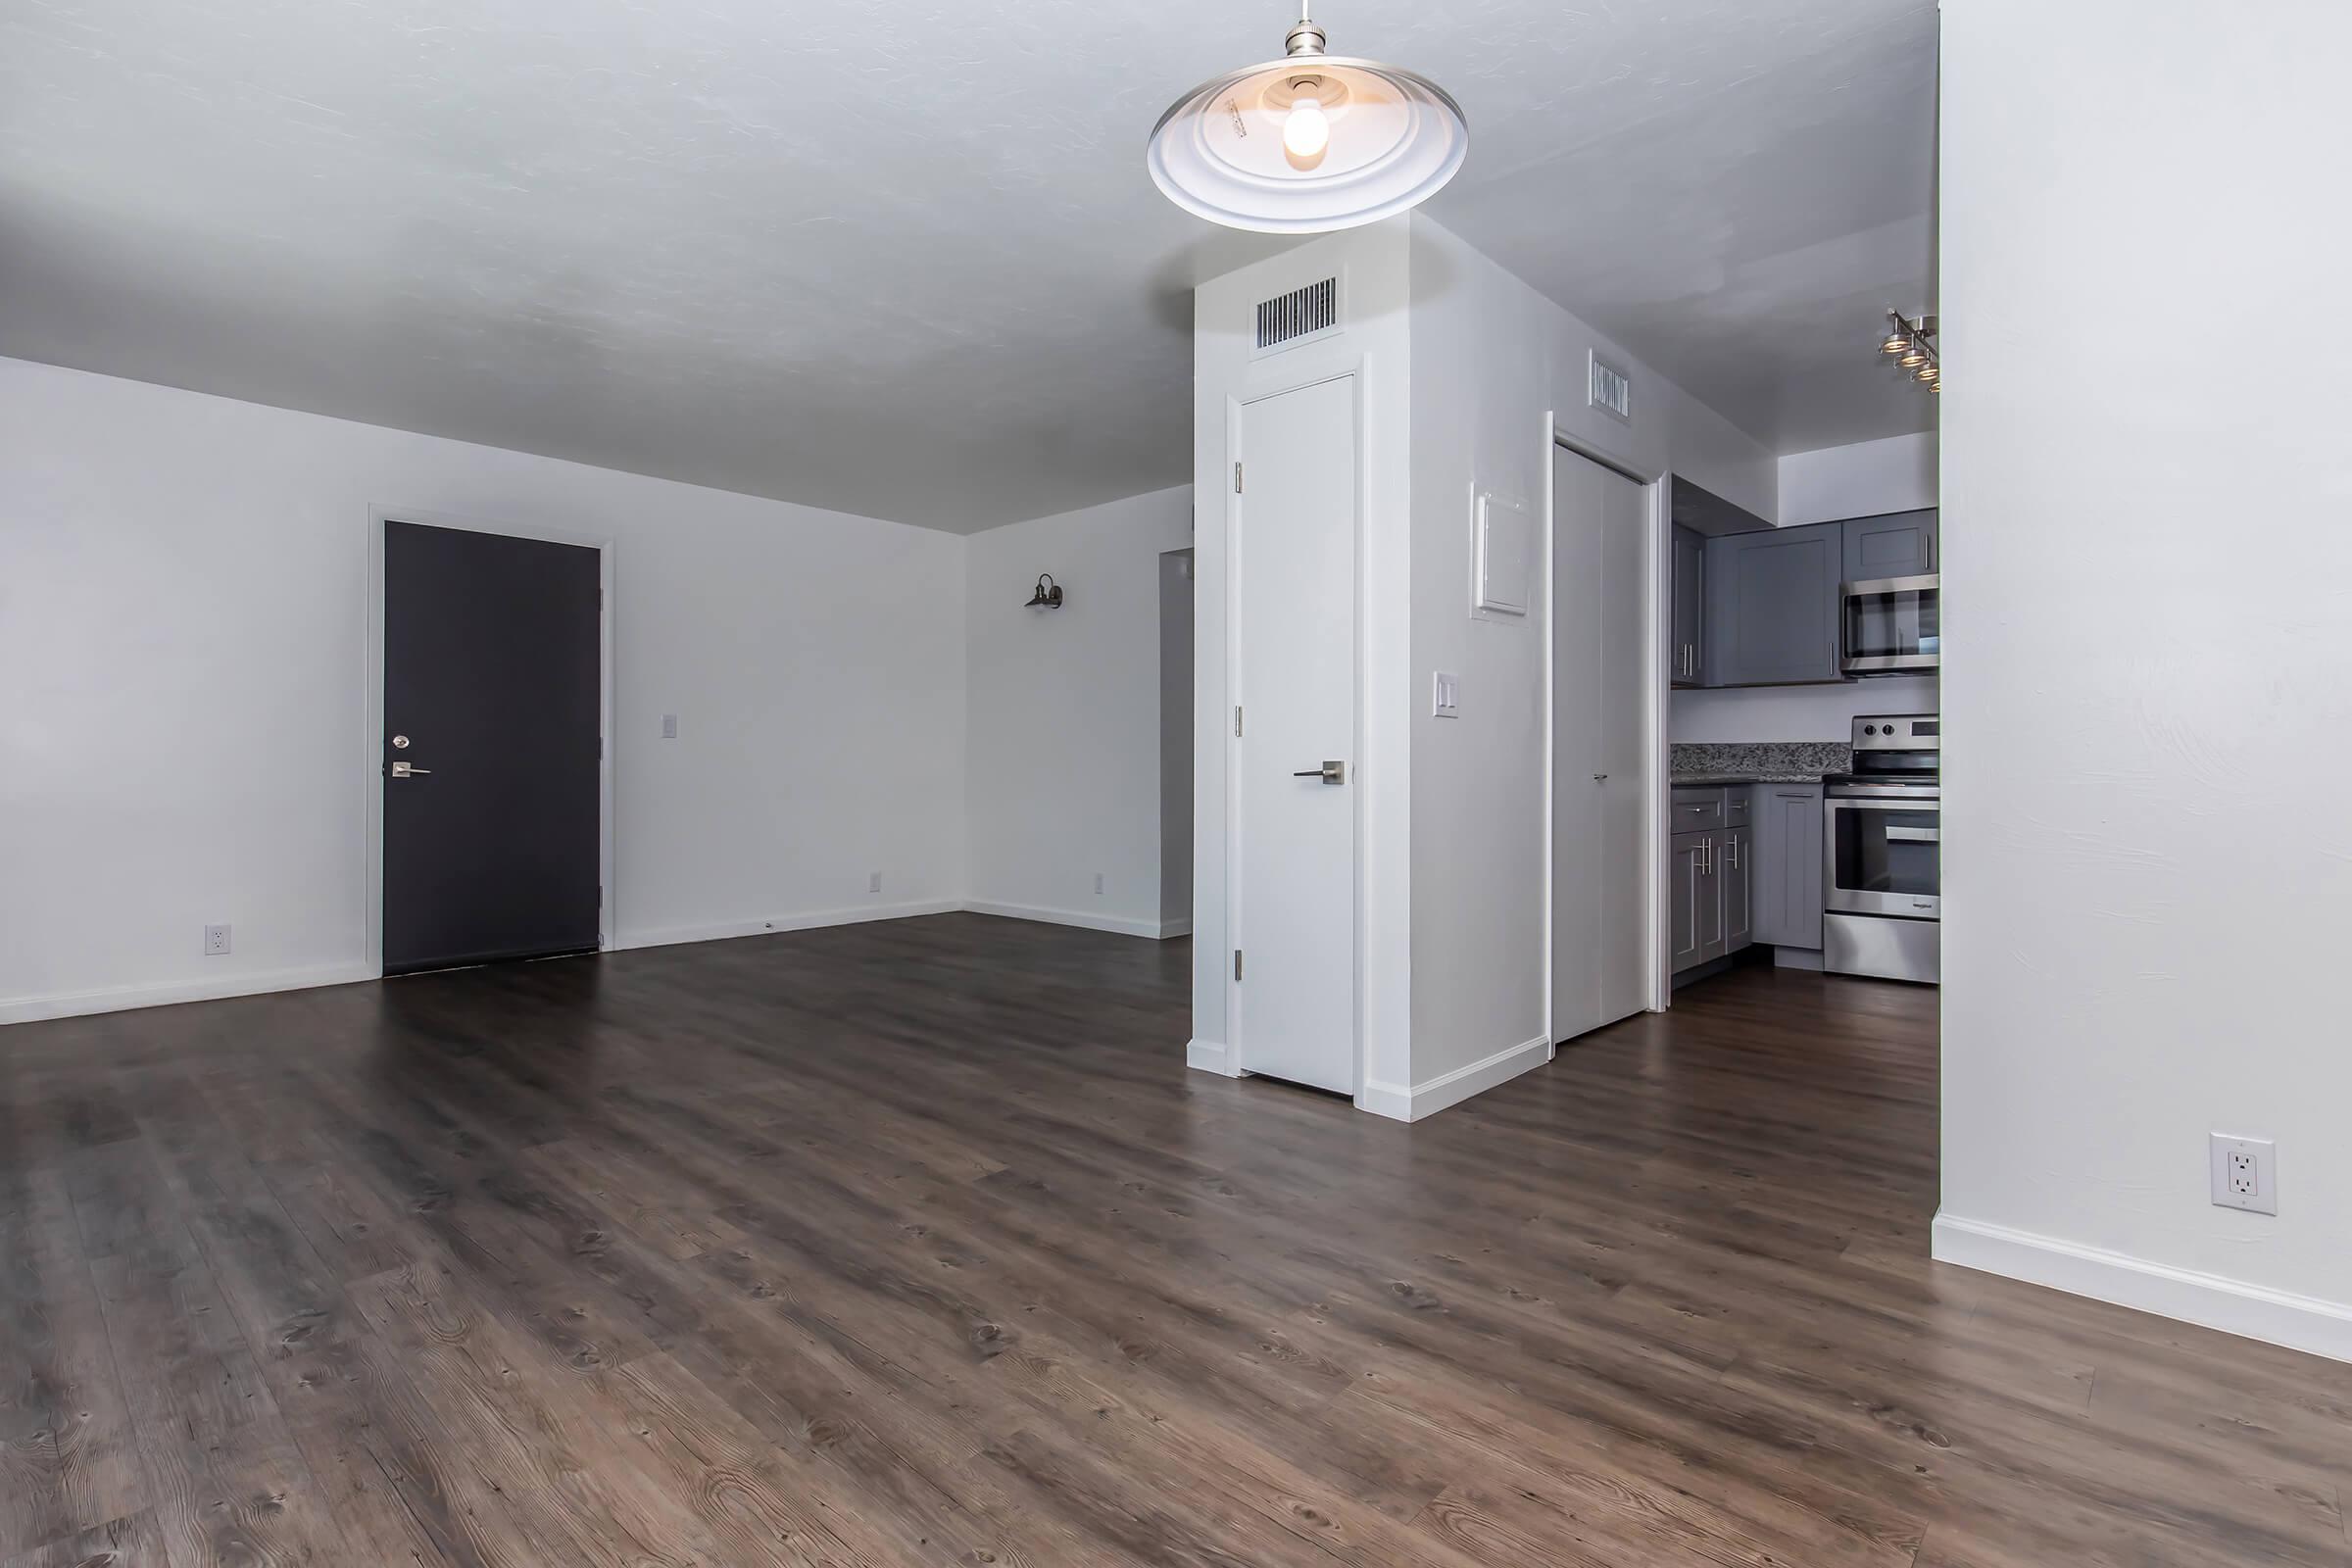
<box><xmin>1841</xmin><ymin>573</ymin><xmax>1939</xmax><ymax>675</ymax></box>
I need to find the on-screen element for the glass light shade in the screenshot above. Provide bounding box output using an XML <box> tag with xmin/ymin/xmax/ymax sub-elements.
<box><xmin>1149</xmin><ymin>53</ymin><xmax>1468</xmax><ymax>233</ymax></box>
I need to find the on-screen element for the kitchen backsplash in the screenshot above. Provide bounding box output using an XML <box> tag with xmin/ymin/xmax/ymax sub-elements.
<box><xmin>1670</xmin><ymin>741</ymin><xmax>1851</xmax><ymax>779</ymax></box>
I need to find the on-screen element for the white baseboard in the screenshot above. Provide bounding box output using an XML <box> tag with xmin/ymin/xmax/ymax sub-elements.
<box><xmin>960</xmin><ymin>900</ymin><xmax>1177</xmax><ymax>940</ymax></box>
<box><xmin>1157</xmin><ymin>917</ymin><xmax>1193</xmax><ymax>939</ymax></box>
<box><xmin>621</xmin><ymin>898</ymin><xmax>963</xmax><ymax>951</ymax></box>
<box><xmin>1358</xmin><ymin>1033</ymin><xmax>1551</xmax><ymax>1123</ymax></box>
<box><xmin>0</xmin><ymin>961</ymin><xmax>377</xmax><ymax>1026</ymax></box>
<box><xmin>1186</xmin><ymin>1038</ymin><xmax>1237</xmax><ymax>1076</ymax></box>
<box><xmin>1933</xmin><ymin>1212</ymin><xmax>2352</xmax><ymax>1365</ymax></box>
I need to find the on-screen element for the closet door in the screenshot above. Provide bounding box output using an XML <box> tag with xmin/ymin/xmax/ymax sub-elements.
<box><xmin>1552</xmin><ymin>446</ymin><xmax>1651</xmax><ymax>1046</ymax></box>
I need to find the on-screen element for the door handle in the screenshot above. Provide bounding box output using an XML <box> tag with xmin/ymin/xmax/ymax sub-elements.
<box><xmin>1292</xmin><ymin>761</ymin><xmax>1347</xmax><ymax>785</ymax></box>
<box><xmin>390</xmin><ymin>760</ymin><xmax>432</xmax><ymax>778</ymax></box>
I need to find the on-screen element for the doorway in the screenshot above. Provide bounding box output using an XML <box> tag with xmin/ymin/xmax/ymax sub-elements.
<box><xmin>376</xmin><ymin>519</ymin><xmax>609</xmax><ymax>976</ymax></box>
<box><xmin>1229</xmin><ymin>375</ymin><xmax>1357</xmax><ymax>1094</ymax></box>
<box><xmin>1550</xmin><ymin>442</ymin><xmax>1652</xmax><ymax>1044</ymax></box>
<box><xmin>1159</xmin><ymin>549</ymin><xmax>1195</xmax><ymax>937</ymax></box>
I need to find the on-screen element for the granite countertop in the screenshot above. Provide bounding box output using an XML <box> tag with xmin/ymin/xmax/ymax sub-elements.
<box><xmin>1671</xmin><ymin>771</ymin><xmax>1832</xmax><ymax>786</ymax></box>
<box><xmin>1668</xmin><ymin>741</ymin><xmax>1850</xmax><ymax>789</ymax></box>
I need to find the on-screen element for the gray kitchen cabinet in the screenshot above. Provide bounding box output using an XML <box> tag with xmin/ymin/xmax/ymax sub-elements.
<box><xmin>1841</xmin><ymin>509</ymin><xmax>1938</xmax><ymax>581</ymax></box>
<box><xmin>1671</xmin><ymin>525</ymin><xmax>1705</xmax><ymax>686</ymax></box>
<box><xmin>1670</xmin><ymin>830</ymin><xmax>1711</xmax><ymax>972</ymax></box>
<box><xmin>1704</xmin><ymin>521</ymin><xmax>1844</xmax><ymax>686</ymax></box>
<box><xmin>1751</xmin><ymin>782</ymin><xmax>1826</xmax><ymax>949</ymax></box>
<box><xmin>1723</xmin><ymin>824</ymin><xmax>1753</xmax><ymax>954</ymax></box>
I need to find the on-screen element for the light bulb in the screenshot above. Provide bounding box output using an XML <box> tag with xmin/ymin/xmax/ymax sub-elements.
<box><xmin>1898</xmin><ymin>348</ymin><xmax>1927</xmax><ymax>368</ymax></box>
<box><xmin>1880</xmin><ymin>333</ymin><xmax>1910</xmax><ymax>355</ymax></box>
<box><xmin>1283</xmin><ymin>95</ymin><xmax>1330</xmax><ymax>159</ymax></box>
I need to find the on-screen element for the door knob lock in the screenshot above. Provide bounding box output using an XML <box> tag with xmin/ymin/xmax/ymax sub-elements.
<box><xmin>1292</xmin><ymin>760</ymin><xmax>1347</xmax><ymax>785</ymax></box>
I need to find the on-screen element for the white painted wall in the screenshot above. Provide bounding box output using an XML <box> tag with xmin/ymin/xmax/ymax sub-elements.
<box><xmin>1670</xmin><ymin>678</ymin><xmax>1937</xmax><ymax>744</ymax></box>
<box><xmin>1401</xmin><ymin>217</ymin><xmax>1777</xmax><ymax>1103</ymax></box>
<box><xmin>1674</xmin><ymin>430</ymin><xmax>1939</xmax><ymax>742</ymax></box>
<box><xmin>1191</xmin><ymin>220</ymin><xmax>1417</xmax><ymax>1093</ymax></box>
<box><xmin>963</xmin><ymin>486</ymin><xmax>1194</xmax><ymax>937</ymax></box>
<box><xmin>1188</xmin><ymin>217</ymin><xmax>1775</xmax><ymax>1112</ymax></box>
<box><xmin>1937</xmin><ymin>0</ymin><xmax>2352</xmax><ymax>1358</ymax></box>
<box><xmin>1778</xmin><ymin>430</ymin><xmax>1936</xmax><ymax>526</ymax></box>
<box><xmin>0</xmin><ymin>356</ymin><xmax>967</xmax><ymax>1022</ymax></box>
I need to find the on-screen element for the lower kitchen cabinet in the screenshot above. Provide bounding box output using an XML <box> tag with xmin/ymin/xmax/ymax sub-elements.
<box><xmin>1670</xmin><ymin>829</ymin><xmax>1717</xmax><ymax>971</ymax></box>
<box><xmin>1751</xmin><ymin>783</ymin><xmax>1825</xmax><ymax>949</ymax></box>
<box><xmin>1671</xmin><ymin>786</ymin><xmax>1759</xmax><ymax>978</ymax></box>
<box><xmin>1674</xmin><ymin>784</ymin><xmax>1812</xmax><ymax>980</ymax></box>
<box><xmin>1723</xmin><ymin>823</ymin><xmax>1753</xmax><ymax>951</ymax></box>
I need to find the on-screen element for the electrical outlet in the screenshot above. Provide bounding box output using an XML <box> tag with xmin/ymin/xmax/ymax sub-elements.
<box><xmin>868</xmin><ymin>871</ymin><xmax>883</xmax><ymax>894</ymax></box>
<box><xmin>2210</xmin><ymin>1133</ymin><xmax>2277</xmax><ymax>1215</ymax></box>
<box><xmin>204</xmin><ymin>923</ymin><xmax>231</xmax><ymax>956</ymax></box>
<box><xmin>661</xmin><ymin>713</ymin><xmax>678</xmax><ymax>739</ymax></box>
<box><xmin>1094</xmin><ymin>872</ymin><xmax>1105</xmax><ymax>896</ymax></box>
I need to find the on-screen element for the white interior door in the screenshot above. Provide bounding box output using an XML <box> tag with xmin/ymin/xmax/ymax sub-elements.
<box><xmin>1552</xmin><ymin>444</ymin><xmax>1650</xmax><ymax>1045</ymax></box>
<box><xmin>1232</xmin><ymin>376</ymin><xmax>1356</xmax><ymax>1094</ymax></box>
<box><xmin>1594</xmin><ymin>457</ymin><xmax>1648</xmax><ymax>1025</ymax></box>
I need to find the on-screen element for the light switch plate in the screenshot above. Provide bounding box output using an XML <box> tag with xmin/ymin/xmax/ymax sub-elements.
<box><xmin>662</xmin><ymin>713</ymin><xmax>678</xmax><ymax>739</ymax></box>
<box><xmin>1432</xmin><ymin>672</ymin><xmax>1460</xmax><ymax>717</ymax></box>
<box><xmin>2210</xmin><ymin>1133</ymin><xmax>2277</xmax><ymax>1214</ymax></box>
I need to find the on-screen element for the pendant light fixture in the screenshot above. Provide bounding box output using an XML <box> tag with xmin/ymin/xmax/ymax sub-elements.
<box><xmin>1147</xmin><ymin>4</ymin><xmax>1468</xmax><ymax>234</ymax></box>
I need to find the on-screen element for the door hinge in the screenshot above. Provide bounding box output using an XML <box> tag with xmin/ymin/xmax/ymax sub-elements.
<box><xmin>1233</xmin><ymin>462</ymin><xmax>1243</xmax><ymax>493</ymax></box>
<box><xmin>1234</xmin><ymin>949</ymin><xmax>1244</xmax><ymax>982</ymax></box>
<box><xmin>1234</xmin><ymin>706</ymin><xmax>1244</xmax><ymax>737</ymax></box>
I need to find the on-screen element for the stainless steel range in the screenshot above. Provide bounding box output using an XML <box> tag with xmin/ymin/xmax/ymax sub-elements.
<box><xmin>1824</xmin><ymin>714</ymin><xmax>1939</xmax><ymax>984</ymax></box>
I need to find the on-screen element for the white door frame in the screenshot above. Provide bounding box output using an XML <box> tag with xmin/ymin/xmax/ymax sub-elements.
<box><xmin>1224</xmin><ymin>366</ymin><xmax>1367</xmax><ymax>1098</ymax></box>
<box><xmin>362</xmin><ymin>507</ymin><xmax>617</xmax><ymax>977</ymax></box>
<box><xmin>1542</xmin><ymin>420</ymin><xmax>1668</xmax><ymax>1034</ymax></box>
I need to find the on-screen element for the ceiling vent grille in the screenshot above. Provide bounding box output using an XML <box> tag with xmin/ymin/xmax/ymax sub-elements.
<box><xmin>1253</xmin><ymin>276</ymin><xmax>1341</xmax><ymax>357</ymax></box>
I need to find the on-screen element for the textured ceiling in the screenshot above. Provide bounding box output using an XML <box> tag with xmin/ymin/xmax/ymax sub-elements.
<box><xmin>0</xmin><ymin>1</ymin><xmax>1936</xmax><ymax>531</ymax></box>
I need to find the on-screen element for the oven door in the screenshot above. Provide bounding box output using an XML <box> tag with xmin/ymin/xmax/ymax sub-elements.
<box><xmin>1826</xmin><ymin>790</ymin><xmax>1940</xmax><ymax>918</ymax></box>
<box><xmin>1842</xmin><ymin>573</ymin><xmax>1939</xmax><ymax>674</ymax></box>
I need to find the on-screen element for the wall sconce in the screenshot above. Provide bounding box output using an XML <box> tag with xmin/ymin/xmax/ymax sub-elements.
<box><xmin>1025</xmin><ymin>573</ymin><xmax>1065</xmax><ymax>610</ymax></box>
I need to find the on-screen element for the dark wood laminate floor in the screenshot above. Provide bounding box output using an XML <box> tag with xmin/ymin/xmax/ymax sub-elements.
<box><xmin>3</xmin><ymin>914</ymin><xmax>2346</xmax><ymax>1567</ymax></box>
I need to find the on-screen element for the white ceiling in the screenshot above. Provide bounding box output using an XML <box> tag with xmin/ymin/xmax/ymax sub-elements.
<box><xmin>0</xmin><ymin>1</ymin><xmax>1936</xmax><ymax>532</ymax></box>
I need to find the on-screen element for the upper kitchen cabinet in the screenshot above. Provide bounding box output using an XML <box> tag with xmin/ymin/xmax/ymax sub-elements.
<box><xmin>1704</xmin><ymin>521</ymin><xmax>1844</xmax><ymax>686</ymax></box>
<box><xmin>1671</xmin><ymin>526</ymin><xmax>1705</xmax><ymax>686</ymax></box>
<box><xmin>1842</xmin><ymin>510</ymin><xmax>1939</xmax><ymax>581</ymax></box>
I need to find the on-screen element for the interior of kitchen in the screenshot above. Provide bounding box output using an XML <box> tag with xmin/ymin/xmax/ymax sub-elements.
<box><xmin>1666</xmin><ymin>427</ymin><xmax>1940</xmax><ymax>991</ymax></box>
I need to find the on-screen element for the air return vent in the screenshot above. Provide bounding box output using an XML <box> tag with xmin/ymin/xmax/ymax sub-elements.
<box><xmin>1253</xmin><ymin>276</ymin><xmax>1341</xmax><ymax>357</ymax></box>
<box><xmin>1588</xmin><ymin>351</ymin><xmax>1632</xmax><ymax>422</ymax></box>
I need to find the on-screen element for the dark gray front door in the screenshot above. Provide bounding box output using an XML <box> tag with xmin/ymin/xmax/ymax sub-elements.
<box><xmin>383</xmin><ymin>521</ymin><xmax>602</xmax><ymax>976</ymax></box>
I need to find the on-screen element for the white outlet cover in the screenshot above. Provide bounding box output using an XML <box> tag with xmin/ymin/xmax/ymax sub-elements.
<box><xmin>204</xmin><ymin>923</ymin><xmax>231</xmax><ymax>956</ymax></box>
<box><xmin>2210</xmin><ymin>1133</ymin><xmax>2278</xmax><ymax>1215</ymax></box>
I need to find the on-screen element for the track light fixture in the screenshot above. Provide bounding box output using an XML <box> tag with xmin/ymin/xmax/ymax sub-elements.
<box><xmin>1880</xmin><ymin>310</ymin><xmax>1940</xmax><ymax>393</ymax></box>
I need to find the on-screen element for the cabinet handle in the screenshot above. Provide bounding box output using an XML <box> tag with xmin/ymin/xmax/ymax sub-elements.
<box><xmin>1726</xmin><ymin>838</ymin><xmax>1741</xmax><ymax>869</ymax></box>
